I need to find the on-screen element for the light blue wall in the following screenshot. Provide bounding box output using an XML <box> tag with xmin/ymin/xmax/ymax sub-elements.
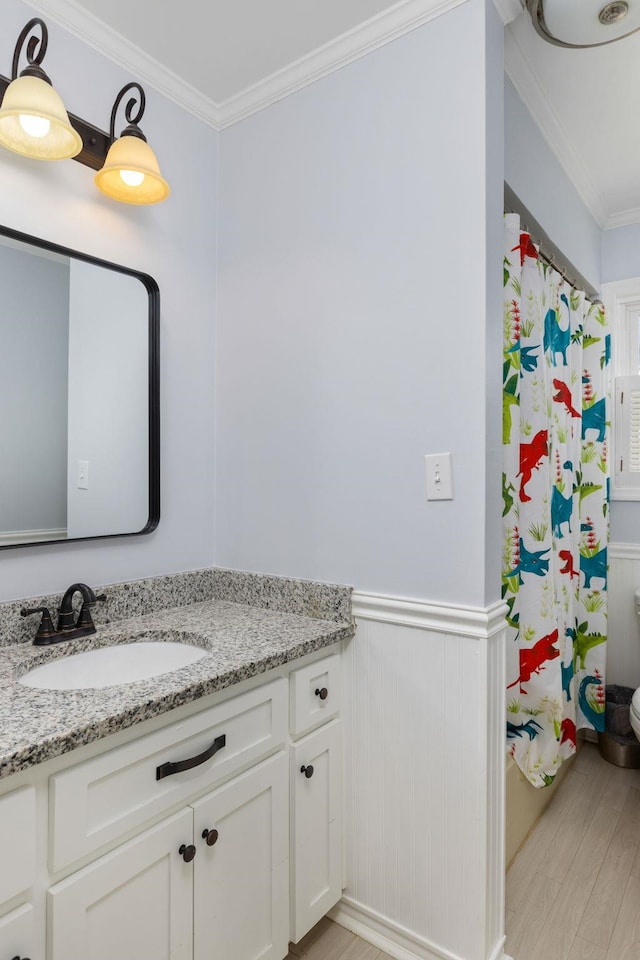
<box><xmin>484</xmin><ymin>0</ymin><xmax>505</xmax><ymax>604</ymax></box>
<box><xmin>602</xmin><ymin>222</ymin><xmax>640</xmax><ymax>283</ymax></box>
<box><xmin>215</xmin><ymin>0</ymin><xmax>502</xmax><ymax>606</ymax></box>
<box><xmin>504</xmin><ymin>79</ymin><xmax>602</xmax><ymax>292</ymax></box>
<box><xmin>0</xmin><ymin>0</ymin><xmax>218</xmax><ymax>602</ymax></box>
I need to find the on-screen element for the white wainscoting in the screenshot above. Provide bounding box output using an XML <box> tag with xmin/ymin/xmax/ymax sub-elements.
<box><xmin>608</xmin><ymin>543</ymin><xmax>640</xmax><ymax>689</ymax></box>
<box><xmin>332</xmin><ymin>593</ymin><xmax>508</xmax><ymax>960</ymax></box>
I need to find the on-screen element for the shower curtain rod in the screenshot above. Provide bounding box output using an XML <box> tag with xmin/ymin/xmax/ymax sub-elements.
<box><xmin>504</xmin><ymin>184</ymin><xmax>601</xmax><ymax>303</ymax></box>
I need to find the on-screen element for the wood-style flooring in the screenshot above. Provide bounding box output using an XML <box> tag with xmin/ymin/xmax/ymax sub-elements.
<box><xmin>288</xmin><ymin>917</ymin><xmax>392</xmax><ymax>960</ymax></box>
<box><xmin>506</xmin><ymin>741</ymin><xmax>640</xmax><ymax>960</ymax></box>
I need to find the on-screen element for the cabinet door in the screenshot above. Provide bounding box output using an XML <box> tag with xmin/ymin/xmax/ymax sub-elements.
<box><xmin>290</xmin><ymin>720</ymin><xmax>342</xmax><ymax>944</ymax></box>
<box><xmin>0</xmin><ymin>903</ymin><xmax>35</xmax><ymax>960</ymax></box>
<box><xmin>0</xmin><ymin>787</ymin><xmax>36</xmax><ymax>903</ymax></box>
<box><xmin>48</xmin><ymin>809</ymin><xmax>193</xmax><ymax>960</ymax></box>
<box><xmin>192</xmin><ymin>753</ymin><xmax>289</xmax><ymax>960</ymax></box>
<box><xmin>290</xmin><ymin>654</ymin><xmax>341</xmax><ymax>737</ymax></box>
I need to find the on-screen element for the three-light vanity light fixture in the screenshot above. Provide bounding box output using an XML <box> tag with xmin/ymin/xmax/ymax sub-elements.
<box><xmin>0</xmin><ymin>17</ymin><xmax>170</xmax><ymax>205</ymax></box>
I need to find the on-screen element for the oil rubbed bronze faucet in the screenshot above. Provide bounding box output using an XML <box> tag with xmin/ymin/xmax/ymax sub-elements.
<box><xmin>21</xmin><ymin>582</ymin><xmax>106</xmax><ymax>645</ymax></box>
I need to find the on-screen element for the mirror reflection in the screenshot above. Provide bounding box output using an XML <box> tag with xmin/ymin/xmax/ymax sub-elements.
<box><xmin>0</xmin><ymin>228</ymin><xmax>159</xmax><ymax>548</ymax></box>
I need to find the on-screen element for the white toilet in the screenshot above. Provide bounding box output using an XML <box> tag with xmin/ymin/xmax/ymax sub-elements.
<box><xmin>632</xmin><ymin>690</ymin><xmax>640</xmax><ymax>742</ymax></box>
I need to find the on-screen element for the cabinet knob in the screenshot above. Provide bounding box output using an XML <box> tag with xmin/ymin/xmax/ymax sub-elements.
<box><xmin>314</xmin><ymin>687</ymin><xmax>328</xmax><ymax>700</ymax></box>
<box><xmin>202</xmin><ymin>827</ymin><xmax>219</xmax><ymax>846</ymax></box>
<box><xmin>179</xmin><ymin>843</ymin><xmax>197</xmax><ymax>862</ymax></box>
<box><xmin>300</xmin><ymin>764</ymin><xmax>314</xmax><ymax>778</ymax></box>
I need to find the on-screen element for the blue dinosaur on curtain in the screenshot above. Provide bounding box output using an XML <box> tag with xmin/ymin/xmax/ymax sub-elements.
<box><xmin>502</xmin><ymin>214</ymin><xmax>610</xmax><ymax>787</ymax></box>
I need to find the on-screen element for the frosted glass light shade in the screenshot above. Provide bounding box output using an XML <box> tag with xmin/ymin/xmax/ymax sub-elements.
<box><xmin>0</xmin><ymin>74</ymin><xmax>82</xmax><ymax>159</ymax></box>
<box><xmin>530</xmin><ymin>0</ymin><xmax>640</xmax><ymax>47</ymax></box>
<box><xmin>94</xmin><ymin>135</ymin><xmax>170</xmax><ymax>205</ymax></box>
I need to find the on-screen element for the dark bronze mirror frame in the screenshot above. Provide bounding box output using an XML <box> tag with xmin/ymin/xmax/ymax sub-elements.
<box><xmin>0</xmin><ymin>223</ymin><xmax>160</xmax><ymax>549</ymax></box>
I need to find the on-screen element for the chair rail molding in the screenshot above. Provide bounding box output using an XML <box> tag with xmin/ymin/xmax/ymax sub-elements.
<box><xmin>609</xmin><ymin>541</ymin><xmax>640</xmax><ymax>561</ymax></box>
<box><xmin>352</xmin><ymin>591</ymin><xmax>508</xmax><ymax>638</ymax></box>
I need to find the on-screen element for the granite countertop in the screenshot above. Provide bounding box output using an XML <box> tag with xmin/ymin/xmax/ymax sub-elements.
<box><xmin>0</xmin><ymin>596</ymin><xmax>354</xmax><ymax>780</ymax></box>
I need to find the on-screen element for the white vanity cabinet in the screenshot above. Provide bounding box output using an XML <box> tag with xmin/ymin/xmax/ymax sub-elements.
<box><xmin>0</xmin><ymin>787</ymin><xmax>36</xmax><ymax>960</ymax></box>
<box><xmin>0</xmin><ymin>903</ymin><xmax>35</xmax><ymax>960</ymax></box>
<box><xmin>0</xmin><ymin>787</ymin><xmax>36</xmax><ymax>906</ymax></box>
<box><xmin>291</xmin><ymin>721</ymin><xmax>342</xmax><ymax>943</ymax></box>
<box><xmin>192</xmin><ymin>753</ymin><xmax>289</xmax><ymax>960</ymax></box>
<box><xmin>49</xmin><ymin>809</ymin><xmax>194</xmax><ymax>960</ymax></box>
<box><xmin>0</xmin><ymin>646</ymin><xmax>344</xmax><ymax>960</ymax></box>
<box><xmin>49</xmin><ymin>754</ymin><xmax>289</xmax><ymax>960</ymax></box>
<box><xmin>289</xmin><ymin>653</ymin><xmax>342</xmax><ymax>944</ymax></box>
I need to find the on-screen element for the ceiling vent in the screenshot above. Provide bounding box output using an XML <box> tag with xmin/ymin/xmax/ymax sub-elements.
<box><xmin>527</xmin><ymin>0</ymin><xmax>640</xmax><ymax>47</ymax></box>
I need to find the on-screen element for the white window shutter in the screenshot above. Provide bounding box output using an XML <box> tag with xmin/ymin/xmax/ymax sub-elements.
<box><xmin>614</xmin><ymin>375</ymin><xmax>640</xmax><ymax>497</ymax></box>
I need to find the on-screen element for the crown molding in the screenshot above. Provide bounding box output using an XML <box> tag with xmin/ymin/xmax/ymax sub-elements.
<box><xmin>504</xmin><ymin>25</ymin><xmax>609</xmax><ymax>229</ymax></box>
<box><xmin>23</xmin><ymin>0</ymin><xmax>225</xmax><ymax>127</ymax></box>
<box><xmin>605</xmin><ymin>205</ymin><xmax>640</xmax><ymax>230</ymax></box>
<box><xmin>27</xmin><ymin>0</ymin><xmax>470</xmax><ymax>131</ymax></box>
<box><xmin>215</xmin><ymin>0</ymin><xmax>470</xmax><ymax>128</ymax></box>
<box><xmin>491</xmin><ymin>0</ymin><xmax>524</xmax><ymax>26</ymax></box>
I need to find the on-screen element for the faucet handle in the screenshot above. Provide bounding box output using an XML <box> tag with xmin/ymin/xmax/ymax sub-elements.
<box><xmin>76</xmin><ymin>593</ymin><xmax>106</xmax><ymax>630</ymax></box>
<box><xmin>21</xmin><ymin>606</ymin><xmax>56</xmax><ymax>643</ymax></box>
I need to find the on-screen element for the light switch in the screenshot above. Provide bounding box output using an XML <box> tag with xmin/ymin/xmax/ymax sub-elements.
<box><xmin>425</xmin><ymin>452</ymin><xmax>453</xmax><ymax>500</ymax></box>
<box><xmin>78</xmin><ymin>460</ymin><xmax>89</xmax><ymax>490</ymax></box>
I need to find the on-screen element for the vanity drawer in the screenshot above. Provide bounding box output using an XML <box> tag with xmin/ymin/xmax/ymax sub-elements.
<box><xmin>0</xmin><ymin>786</ymin><xmax>36</xmax><ymax>904</ymax></box>
<box><xmin>50</xmin><ymin>677</ymin><xmax>288</xmax><ymax>873</ymax></box>
<box><xmin>0</xmin><ymin>903</ymin><xmax>35</xmax><ymax>959</ymax></box>
<box><xmin>290</xmin><ymin>653</ymin><xmax>340</xmax><ymax>737</ymax></box>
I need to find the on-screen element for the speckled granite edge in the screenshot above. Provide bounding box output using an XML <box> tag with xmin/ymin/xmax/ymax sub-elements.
<box><xmin>0</xmin><ymin>567</ymin><xmax>353</xmax><ymax>646</ymax></box>
<box><xmin>208</xmin><ymin>569</ymin><xmax>352</xmax><ymax>624</ymax></box>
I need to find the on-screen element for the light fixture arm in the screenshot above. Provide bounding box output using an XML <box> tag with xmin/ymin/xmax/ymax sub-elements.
<box><xmin>11</xmin><ymin>17</ymin><xmax>51</xmax><ymax>83</ymax></box>
<box><xmin>109</xmin><ymin>82</ymin><xmax>147</xmax><ymax>143</ymax></box>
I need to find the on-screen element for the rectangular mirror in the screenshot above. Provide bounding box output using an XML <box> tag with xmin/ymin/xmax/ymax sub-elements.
<box><xmin>0</xmin><ymin>224</ymin><xmax>159</xmax><ymax>548</ymax></box>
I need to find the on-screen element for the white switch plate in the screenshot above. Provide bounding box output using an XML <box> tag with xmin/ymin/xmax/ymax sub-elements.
<box><xmin>425</xmin><ymin>452</ymin><xmax>453</xmax><ymax>500</ymax></box>
<box><xmin>78</xmin><ymin>460</ymin><xmax>89</xmax><ymax>490</ymax></box>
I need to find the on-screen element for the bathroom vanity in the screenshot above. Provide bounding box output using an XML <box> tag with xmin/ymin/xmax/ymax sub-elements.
<box><xmin>0</xmin><ymin>569</ymin><xmax>353</xmax><ymax>960</ymax></box>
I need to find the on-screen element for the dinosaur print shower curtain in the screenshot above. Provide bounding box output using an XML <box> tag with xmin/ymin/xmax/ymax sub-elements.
<box><xmin>503</xmin><ymin>213</ymin><xmax>610</xmax><ymax>787</ymax></box>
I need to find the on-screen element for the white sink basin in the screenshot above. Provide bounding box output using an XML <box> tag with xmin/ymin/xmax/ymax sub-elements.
<box><xmin>19</xmin><ymin>641</ymin><xmax>207</xmax><ymax>690</ymax></box>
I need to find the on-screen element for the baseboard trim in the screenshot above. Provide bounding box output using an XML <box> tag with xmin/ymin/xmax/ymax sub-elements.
<box><xmin>352</xmin><ymin>593</ymin><xmax>508</xmax><ymax>639</ymax></box>
<box><xmin>331</xmin><ymin>899</ymin><xmax>510</xmax><ymax>960</ymax></box>
<box><xmin>330</xmin><ymin>898</ymin><xmax>465</xmax><ymax>960</ymax></box>
<box><xmin>488</xmin><ymin>940</ymin><xmax>511</xmax><ymax>960</ymax></box>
